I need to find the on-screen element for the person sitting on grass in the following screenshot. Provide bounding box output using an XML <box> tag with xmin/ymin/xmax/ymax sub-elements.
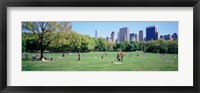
<box><xmin>101</xmin><ymin>53</ymin><xmax>104</xmax><ymax>59</ymax></box>
<box><xmin>117</xmin><ymin>53</ymin><xmax>120</xmax><ymax>61</ymax></box>
<box><xmin>160</xmin><ymin>53</ymin><xmax>164</xmax><ymax>59</ymax></box>
<box><xmin>25</xmin><ymin>54</ymin><xmax>29</xmax><ymax>58</ymax></box>
<box><xmin>32</xmin><ymin>55</ymin><xmax>39</xmax><ymax>61</ymax></box>
<box><xmin>77</xmin><ymin>52</ymin><xmax>80</xmax><ymax>60</ymax></box>
<box><xmin>101</xmin><ymin>55</ymin><xmax>104</xmax><ymax>59</ymax></box>
<box><xmin>120</xmin><ymin>52</ymin><xmax>125</xmax><ymax>61</ymax></box>
<box><xmin>62</xmin><ymin>52</ymin><xmax>65</xmax><ymax>57</ymax></box>
<box><xmin>50</xmin><ymin>57</ymin><xmax>54</xmax><ymax>61</ymax></box>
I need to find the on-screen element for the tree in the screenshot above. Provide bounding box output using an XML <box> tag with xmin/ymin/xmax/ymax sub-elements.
<box><xmin>22</xmin><ymin>22</ymin><xmax>71</xmax><ymax>59</ymax></box>
<box><xmin>22</xmin><ymin>32</ymin><xmax>39</xmax><ymax>52</ymax></box>
<box><xmin>140</xmin><ymin>41</ymin><xmax>146</xmax><ymax>51</ymax></box>
<box><xmin>22</xmin><ymin>38</ymin><xmax>26</xmax><ymax>52</ymax></box>
<box><xmin>96</xmin><ymin>38</ymin><xmax>107</xmax><ymax>51</ymax></box>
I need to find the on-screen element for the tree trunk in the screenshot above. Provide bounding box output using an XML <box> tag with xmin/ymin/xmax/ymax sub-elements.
<box><xmin>40</xmin><ymin>41</ymin><xmax>51</xmax><ymax>59</ymax></box>
<box><xmin>40</xmin><ymin>49</ymin><xmax>44</xmax><ymax>59</ymax></box>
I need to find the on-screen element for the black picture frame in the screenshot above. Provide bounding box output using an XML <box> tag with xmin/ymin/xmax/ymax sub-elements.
<box><xmin>0</xmin><ymin>0</ymin><xmax>199</xmax><ymax>93</ymax></box>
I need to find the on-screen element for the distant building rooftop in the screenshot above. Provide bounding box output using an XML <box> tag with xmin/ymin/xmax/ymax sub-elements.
<box><xmin>146</xmin><ymin>25</ymin><xmax>158</xmax><ymax>29</ymax></box>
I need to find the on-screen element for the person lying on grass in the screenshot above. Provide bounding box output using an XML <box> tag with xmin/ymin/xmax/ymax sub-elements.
<box><xmin>110</xmin><ymin>62</ymin><xmax>122</xmax><ymax>64</ymax></box>
<box><xmin>42</xmin><ymin>57</ymin><xmax>54</xmax><ymax>62</ymax></box>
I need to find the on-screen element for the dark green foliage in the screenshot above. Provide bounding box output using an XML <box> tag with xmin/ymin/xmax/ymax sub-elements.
<box><xmin>22</xmin><ymin>38</ymin><xmax>26</xmax><ymax>52</ymax></box>
<box><xmin>145</xmin><ymin>39</ymin><xmax>178</xmax><ymax>54</ymax></box>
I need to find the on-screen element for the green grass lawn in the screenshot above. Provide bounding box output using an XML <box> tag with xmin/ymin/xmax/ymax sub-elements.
<box><xmin>22</xmin><ymin>51</ymin><xmax>178</xmax><ymax>71</ymax></box>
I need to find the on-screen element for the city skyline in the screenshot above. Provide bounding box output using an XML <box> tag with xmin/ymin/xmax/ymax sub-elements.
<box><xmin>89</xmin><ymin>26</ymin><xmax>177</xmax><ymax>43</ymax></box>
<box><xmin>71</xmin><ymin>21</ymin><xmax>178</xmax><ymax>39</ymax></box>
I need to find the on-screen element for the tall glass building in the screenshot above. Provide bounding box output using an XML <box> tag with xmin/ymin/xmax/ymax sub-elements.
<box><xmin>139</xmin><ymin>30</ymin><xmax>143</xmax><ymax>41</ymax></box>
<box><xmin>130</xmin><ymin>33</ymin><xmax>135</xmax><ymax>41</ymax></box>
<box><xmin>119</xmin><ymin>27</ymin><xmax>130</xmax><ymax>42</ymax></box>
<box><xmin>164</xmin><ymin>34</ymin><xmax>173</xmax><ymax>40</ymax></box>
<box><xmin>146</xmin><ymin>25</ymin><xmax>158</xmax><ymax>41</ymax></box>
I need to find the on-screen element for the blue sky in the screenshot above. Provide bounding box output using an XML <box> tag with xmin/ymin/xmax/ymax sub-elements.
<box><xmin>71</xmin><ymin>21</ymin><xmax>178</xmax><ymax>38</ymax></box>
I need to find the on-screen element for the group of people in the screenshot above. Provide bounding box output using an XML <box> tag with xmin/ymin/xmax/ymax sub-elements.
<box><xmin>29</xmin><ymin>51</ymin><xmax>126</xmax><ymax>62</ymax></box>
<box><xmin>117</xmin><ymin>52</ymin><xmax>125</xmax><ymax>61</ymax></box>
<box><xmin>29</xmin><ymin>51</ymin><xmax>141</xmax><ymax>62</ymax></box>
<box><xmin>110</xmin><ymin>52</ymin><xmax>125</xmax><ymax>64</ymax></box>
<box><xmin>31</xmin><ymin>55</ymin><xmax>54</xmax><ymax>62</ymax></box>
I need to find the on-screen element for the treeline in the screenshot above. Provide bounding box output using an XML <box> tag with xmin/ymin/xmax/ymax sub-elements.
<box><xmin>23</xmin><ymin>31</ymin><xmax>178</xmax><ymax>54</ymax></box>
<box><xmin>144</xmin><ymin>39</ymin><xmax>178</xmax><ymax>54</ymax></box>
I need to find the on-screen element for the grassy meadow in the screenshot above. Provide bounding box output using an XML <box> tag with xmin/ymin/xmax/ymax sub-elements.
<box><xmin>22</xmin><ymin>51</ymin><xmax>178</xmax><ymax>71</ymax></box>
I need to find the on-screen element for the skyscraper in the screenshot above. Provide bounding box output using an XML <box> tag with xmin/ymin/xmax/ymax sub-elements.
<box><xmin>95</xmin><ymin>30</ymin><xmax>98</xmax><ymax>38</ymax></box>
<box><xmin>119</xmin><ymin>27</ymin><xmax>130</xmax><ymax>42</ymax></box>
<box><xmin>130</xmin><ymin>33</ymin><xmax>135</xmax><ymax>41</ymax></box>
<box><xmin>135</xmin><ymin>34</ymin><xmax>139</xmax><ymax>41</ymax></box>
<box><xmin>117</xmin><ymin>32</ymin><xmax>120</xmax><ymax>42</ymax></box>
<box><xmin>146</xmin><ymin>25</ymin><xmax>158</xmax><ymax>41</ymax></box>
<box><xmin>139</xmin><ymin>30</ymin><xmax>143</xmax><ymax>41</ymax></box>
<box><xmin>110</xmin><ymin>31</ymin><xmax>116</xmax><ymax>42</ymax></box>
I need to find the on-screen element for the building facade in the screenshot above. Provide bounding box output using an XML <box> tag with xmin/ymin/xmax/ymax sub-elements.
<box><xmin>130</xmin><ymin>33</ymin><xmax>135</xmax><ymax>41</ymax></box>
<box><xmin>146</xmin><ymin>25</ymin><xmax>158</xmax><ymax>41</ymax></box>
<box><xmin>164</xmin><ymin>34</ymin><xmax>173</xmax><ymax>40</ymax></box>
<box><xmin>119</xmin><ymin>27</ymin><xmax>130</xmax><ymax>42</ymax></box>
<box><xmin>139</xmin><ymin>30</ymin><xmax>143</xmax><ymax>41</ymax></box>
<box><xmin>135</xmin><ymin>34</ymin><xmax>139</xmax><ymax>41</ymax></box>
